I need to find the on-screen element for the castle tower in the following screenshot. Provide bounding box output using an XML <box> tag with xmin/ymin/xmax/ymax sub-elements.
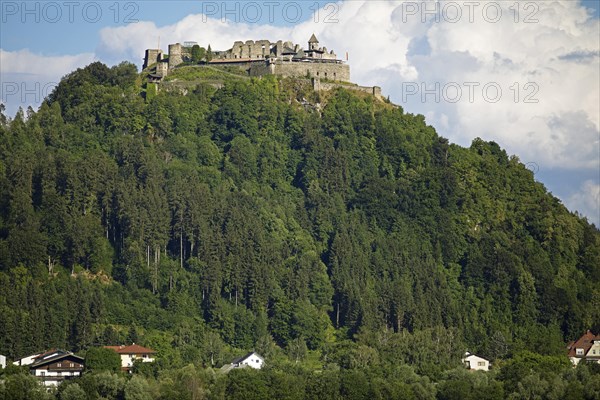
<box><xmin>143</xmin><ymin>49</ymin><xmax>163</xmax><ymax>70</ymax></box>
<box><xmin>168</xmin><ymin>43</ymin><xmax>183</xmax><ymax>69</ymax></box>
<box><xmin>156</xmin><ymin>61</ymin><xmax>168</xmax><ymax>77</ymax></box>
<box><xmin>308</xmin><ymin>34</ymin><xmax>319</xmax><ymax>51</ymax></box>
<box><xmin>275</xmin><ymin>40</ymin><xmax>283</xmax><ymax>57</ymax></box>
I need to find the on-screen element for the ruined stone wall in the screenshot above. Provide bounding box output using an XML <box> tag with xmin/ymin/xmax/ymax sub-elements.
<box><xmin>272</xmin><ymin>62</ymin><xmax>350</xmax><ymax>82</ymax></box>
<box><xmin>274</xmin><ymin>40</ymin><xmax>283</xmax><ymax>57</ymax></box>
<box><xmin>320</xmin><ymin>49</ymin><xmax>338</xmax><ymax>60</ymax></box>
<box><xmin>156</xmin><ymin>62</ymin><xmax>169</xmax><ymax>77</ymax></box>
<box><xmin>144</xmin><ymin>49</ymin><xmax>163</xmax><ymax>69</ymax></box>
<box><xmin>228</xmin><ymin>40</ymin><xmax>272</xmax><ymax>59</ymax></box>
<box><xmin>168</xmin><ymin>43</ymin><xmax>183</xmax><ymax>69</ymax></box>
<box><xmin>249</xmin><ymin>62</ymin><xmax>275</xmax><ymax>77</ymax></box>
<box><xmin>373</xmin><ymin>86</ymin><xmax>382</xmax><ymax>97</ymax></box>
<box><xmin>313</xmin><ymin>78</ymin><xmax>382</xmax><ymax>99</ymax></box>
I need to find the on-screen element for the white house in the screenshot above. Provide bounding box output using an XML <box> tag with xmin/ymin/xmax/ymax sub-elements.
<box><xmin>462</xmin><ymin>352</ymin><xmax>490</xmax><ymax>371</ymax></box>
<box><xmin>0</xmin><ymin>354</ymin><xmax>6</xmax><ymax>369</ymax></box>
<box><xmin>232</xmin><ymin>352</ymin><xmax>264</xmax><ymax>369</ymax></box>
<box><xmin>220</xmin><ymin>352</ymin><xmax>264</xmax><ymax>373</ymax></box>
<box><xmin>104</xmin><ymin>343</ymin><xmax>156</xmax><ymax>371</ymax></box>
<box><xmin>29</xmin><ymin>350</ymin><xmax>84</xmax><ymax>387</ymax></box>
<box><xmin>13</xmin><ymin>352</ymin><xmax>43</xmax><ymax>366</ymax></box>
<box><xmin>568</xmin><ymin>330</ymin><xmax>600</xmax><ymax>365</ymax></box>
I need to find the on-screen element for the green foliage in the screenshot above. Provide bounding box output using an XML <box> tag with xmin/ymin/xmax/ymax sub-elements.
<box><xmin>0</xmin><ymin>373</ymin><xmax>53</xmax><ymax>400</ymax></box>
<box><xmin>191</xmin><ymin>45</ymin><xmax>206</xmax><ymax>63</ymax></box>
<box><xmin>164</xmin><ymin>66</ymin><xmax>231</xmax><ymax>82</ymax></box>
<box><xmin>85</xmin><ymin>347</ymin><xmax>122</xmax><ymax>373</ymax></box>
<box><xmin>124</xmin><ymin>375</ymin><xmax>154</xmax><ymax>400</ymax></box>
<box><xmin>498</xmin><ymin>350</ymin><xmax>572</xmax><ymax>388</ymax></box>
<box><xmin>146</xmin><ymin>83</ymin><xmax>157</xmax><ymax>102</ymax></box>
<box><xmin>0</xmin><ymin>61</ymin><xmax>598</xmax><ymax>400</ymax></box>
<box><xmin>60</xmin><ymin>383</ymin><xmax>87</xmax><ymax>400</ymax></box>
<box><xmin>226</xmin><ymin>368</ymin><xmax>268</xmax><ymax>400</ymax></box>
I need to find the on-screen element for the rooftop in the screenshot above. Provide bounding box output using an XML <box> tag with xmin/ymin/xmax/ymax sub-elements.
<box><xmin>568</xmin><ymin>330</ymin><xmax>600</xmax><ymax>358</ymax></box>
<box><xmin>31</xmin><ymin>350</ymin><xmax>83</xmax><ymax>368</ymax></box>
<box><xmin>104</xmin><ymin>344</ymin><xmax>156</xmax><ymax>355</ymax></box>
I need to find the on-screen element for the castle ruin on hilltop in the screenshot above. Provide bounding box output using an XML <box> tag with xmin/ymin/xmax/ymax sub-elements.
<box><xmin>143</xmin><ymin>34</ymin><xmax>381</xmax><ymax>98</ymax></box>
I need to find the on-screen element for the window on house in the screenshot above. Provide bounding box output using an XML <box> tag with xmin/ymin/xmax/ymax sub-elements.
<box><xmin>478</xmin><ymin>361</ymin><xmax>485</xmax><ymax>366</ymax></box>
<box><xmin>40</xmin><ymin>371</ymin><xmax>45</xmax><ymax>376</ymax></box>
<box><xmin>576</xmin><ymin>348</ymin><xmax>584</xmax><ymax>355</ymax></box>
<box><xmin>57</xmin><ymin>363</ymin><xmax>62</xmax><ymax>367</ymax></box>
<box><xmin>70</xmin><ymin>363</ymin><xmax>74</xmax><ymax>367</ymax></box>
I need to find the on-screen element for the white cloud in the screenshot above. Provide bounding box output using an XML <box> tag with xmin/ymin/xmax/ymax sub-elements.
<box><xmin>292</xmin><ymin>1</ymin><xmax>599</xmax><ymax>173</ymax></box>
<box><xmin>95</xmin><ymin>14</ymin><xmax>290</xmax><ymax>64</ymax></box>
<box><xmin>1</xmin><ymin>49</ymin><xmax>96</xmax><ymax>116</ymax></box>
<box><xmin>566</xmin><ymin>180</ymin><xmax>600</xmax><ymax>226</ymax></box>
<box><xmin>0</xmin><ymin>48</ymin><xmax>96</xmax><ymax>78</ymax></box>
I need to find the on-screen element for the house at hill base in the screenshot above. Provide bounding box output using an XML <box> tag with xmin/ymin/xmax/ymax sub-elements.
<box><xmin>462</xmin><ymin>352</ymin><xmax>490</xmax><ymax>371</ymax></box>
<box><xmin>13</xmin><ymin>351</ymin><xmax>43</xmax><ymax>366</ymax></box>
<box><xmin>568</xmin><ymin>330</ymin><xmax>600</xmax><ymax>365</ymax></box>
<box><xmin>29</xmin><ymin>350</ymin><xmax>84</xmax><ymax>387</ymax></box>
<box><xmin>104</xmin><ymin>343</ymin><xmax>156</xmax><ymax>372</ymax></box>
<box><xmin>220</xmin><ymin>352</ymin><xmax>264</xmax><ymax>373</ymax></box>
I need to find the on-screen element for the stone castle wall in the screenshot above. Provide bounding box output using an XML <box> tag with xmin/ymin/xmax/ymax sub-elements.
<box><xmin>228</xmin><ymin>40</ymin><xmax>272</xmax><ymax>59</ymax></box>
<box><xmin>312</xmin><ymin>78</ymin><xmax>382</xmax><ymax>99</ymax></box>
<box><xmin>168</xmin><ymin>43</ymin><xmax>183</xmax><ymax>69</ymax></box>
<box><xmin>248</xmin><ymin>62</ymin><xmax>275</xmax><ymax>77</ymax></box>
<box><xmin>156</xmin><ymin>62</ymin><xmax>169</xmax><ymax>76</ymax></box>
<box><xmin>144</xmin><ymin>49</ymin><xmax>163</xmax><ymax>69</ymax></box>
<box><xmin>252</xmin><ymin>62</ymin><xmax>350</xmax><ymax>82</ymax></box>
<box><xmin>143</xmin><ymin>37</ymin><xmax>382</xmax><ymax>100</ymax></box>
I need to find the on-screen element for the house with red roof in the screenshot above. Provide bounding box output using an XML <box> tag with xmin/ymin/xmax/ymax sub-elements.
<box><xmin>567</xmin><ymin>330</ymin><xmax>600</xmax><ymax>366</ymax></box>
<box><xmin>104</xmin><ymin>343</ymin><xmax>156</xmax><ymax>371</ymax></box>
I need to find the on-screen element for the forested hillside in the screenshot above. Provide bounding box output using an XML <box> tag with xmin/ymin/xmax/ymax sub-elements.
<box><xmin>0</xmin><ymin>61</ymin><xmax>599</xmax><ymax>399</ymax></box>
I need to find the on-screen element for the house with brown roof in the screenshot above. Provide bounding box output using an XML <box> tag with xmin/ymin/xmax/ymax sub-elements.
<box><xmin>29</xmin><ymin>350</ymin><xmax>84</xmax><ymax>387</ymax></box>
<box><xmin>104</xmin><ymin>343</ymin><xmax>156</xmax><ymax>371</ymax></box>
<box><xmin>567</xmin><ymin>330</ymin><xmax>600</xmax><ymax>365</ymax></box>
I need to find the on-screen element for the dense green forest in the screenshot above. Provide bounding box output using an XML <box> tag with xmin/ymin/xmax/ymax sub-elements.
<box><xmin>0</xmin><ymin>61</ymin><xmax>599</xmax><ymax>399</ymax></box>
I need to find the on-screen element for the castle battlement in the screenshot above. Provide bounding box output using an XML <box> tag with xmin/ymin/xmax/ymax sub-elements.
<box><xmin>142</xmin><ymin>34</ymin><xmax>385</xmax><ymax>100</ymax></box>
<box><xmin>143</xmin><ymin>34</ymin><xmax>350</xmax><ymax>82</ymax></box>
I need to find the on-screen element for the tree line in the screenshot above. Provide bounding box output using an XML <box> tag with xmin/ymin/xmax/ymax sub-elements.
<box><xmin>0</xmin><ymin>61</ymin><xmax>598</xmax><ymax>397</ymax></box>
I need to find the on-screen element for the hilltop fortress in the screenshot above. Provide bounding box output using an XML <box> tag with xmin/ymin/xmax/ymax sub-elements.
<box><xmin>143</xmin><ymin>35</ymin><xmax>382</xmax><ymax>98</ymax></box>
<box><xmin>144</xmin><ymin>34</ymin><xmax>349</xmax><ymax>81</ymax></box>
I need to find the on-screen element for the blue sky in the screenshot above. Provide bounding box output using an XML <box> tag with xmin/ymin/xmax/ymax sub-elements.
<box><xmin>1</xmin><ymin>0</ymin><xmax>599</xmax><ymax>225</ymax></box>
<box><xmin>1</xmin><ymin>1</ymin><xmax>339</xmax><ymax>53</ymax></box>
